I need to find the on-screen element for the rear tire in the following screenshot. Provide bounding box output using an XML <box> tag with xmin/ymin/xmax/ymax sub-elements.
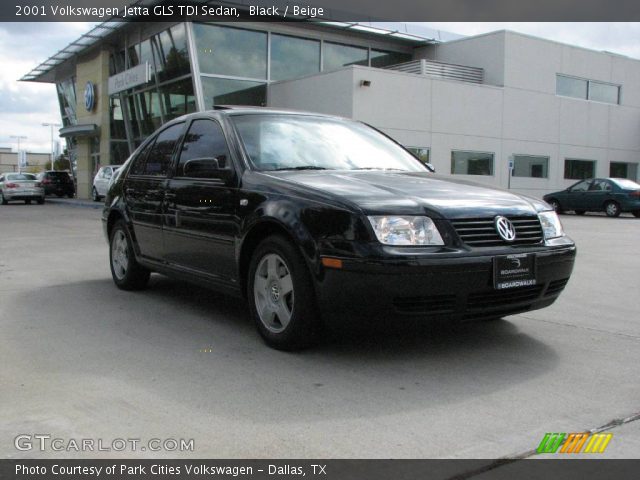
<box><xmin>633</xmin><ymin>210</ymin><xmax>640</xmax><ymax>218</ymax></box>
<box><xmin>25</xmin><ymin>200</ymin><xmax>31</xmax><ymax>205</ymax></box>
<box><xmin>247</xmin><ymin>235</ymin><xmax>321</xmax><ymax>351</ymax></box>
<box><xmin>0</xmin><ymin>192</ymin><xmax>7</xmax><ymax>205</ymax></box>
<box><xmin>574</xmin><ymin>210</ymin><xmax>586</xmax><ymax>216</ymax></box>
<box><xmin>109</xmin><ymin>220</ymin><xmax>150</xmax><ymax>291</ymax></box>
<box><xmin>37</xmin><ymin>197</ymin><xmax>45</xmax><ymax>205</ymax></box>
<box><xmin>604</xmin><ymin>201</ymin><xmax>621</xmax><ymax>217</ymax></box>
<box><xmin>92</xmin><ymin>187</ymin><xmax>100</xmax><ymax>202</ymax></box>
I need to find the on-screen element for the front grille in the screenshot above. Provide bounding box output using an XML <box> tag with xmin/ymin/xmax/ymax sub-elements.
<box><xmin>467</xmin><ymin>285</ymin><xmax>544</xmax><ymax>310</ymax></box>
<box><xmin>451</xmin><ymin>216</ymin><xmax>544</xmax><ymax>247</ymax></box>
<box><xmin>545</xmin><ymin>278</ymin><xmax>569</xmax><ymax>297</ymax></box>
<box><xmin>393</xmin><ymin>294</ymin><xmax>457</xmax><ymax>315</ymax></box>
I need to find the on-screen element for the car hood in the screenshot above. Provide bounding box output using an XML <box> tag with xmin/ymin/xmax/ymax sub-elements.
<box><xmin>264</xmin><ymin>170</ymin><xmax>548</xmax><ymax>218</ymax></box>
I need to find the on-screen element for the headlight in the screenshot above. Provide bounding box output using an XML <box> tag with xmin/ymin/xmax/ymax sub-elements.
<box><xmin>368</xmin><ymin>216</ymin><xmax>444</xmax><ymax>246</ymax></box>
<box><xmin>538</xmin><ymin>211</ymin><xmax>564</xmax><ymax>240</ymax></box>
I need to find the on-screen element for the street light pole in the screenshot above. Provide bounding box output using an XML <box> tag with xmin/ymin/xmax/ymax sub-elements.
<box><xmin>42</xmin><ymin>123</ymin><xmax>61</xmax><ymax>171</ymax></box>
<box><xmin>9</xmin><ymin>135</ymin><xmax>27</xmax><ymax>173</ymax></box>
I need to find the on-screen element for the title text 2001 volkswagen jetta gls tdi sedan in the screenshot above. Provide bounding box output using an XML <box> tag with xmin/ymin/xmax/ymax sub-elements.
<box><xmin>102</xmin><ymin>108</ymin><xmax>576</xmax><ymax>350</ymax></box>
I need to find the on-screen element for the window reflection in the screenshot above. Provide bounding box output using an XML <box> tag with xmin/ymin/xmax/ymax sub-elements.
<box><xmin>271</xmin><ymin>34</ymin><xmax>320</xmax><ymax>81</ymax></box>
<box><xmin>152</xmin><ymin>24</ymin><xmax>190</xmax><ymax>83</ymax></box>
<box><xmin>159</xmin><ymin>78</ymin><xmax>197</xmax><ymax>121</ymax></box>
<box><xmin>371</xmin><ymin>49</ymin><xmax>411</xmax><ymax>68</ymax></box>
<box><xmin>323</xmin><ymin>42</ymin><xmax>368</xmax><ymax>71</ymax></box>
<box><xmin>194</xmin><ymin>24</ymin><xmax>267</xmax><ymax>79</ymax></box>
<box><xmin>201</xmin><ymin>77</ymin><xmax>266</xmax><ymax>109</ymax></box>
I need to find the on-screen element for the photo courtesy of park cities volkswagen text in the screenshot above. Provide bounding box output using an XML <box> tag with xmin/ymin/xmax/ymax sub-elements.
<box><xmin>0</xmin><ymin>0</ymin><xmax>639</xmax><ymax>479</ymax></box>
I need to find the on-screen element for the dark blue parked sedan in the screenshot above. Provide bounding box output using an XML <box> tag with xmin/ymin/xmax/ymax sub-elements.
<box><xmin>543</xmin><ymin>178</ymin><xmax>640</xmax><ymax>217</ymax></box>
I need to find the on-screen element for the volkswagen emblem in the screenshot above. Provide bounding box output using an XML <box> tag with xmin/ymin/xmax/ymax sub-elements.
<box><xmin>495</xmin><ymin>216</ymin><xmax>516</xmax><ymax>242</ymax></box>
<box><xmin>84</xmin><ymin>81</ymin><xmax>95</xmax><ymax>112</ymax></box>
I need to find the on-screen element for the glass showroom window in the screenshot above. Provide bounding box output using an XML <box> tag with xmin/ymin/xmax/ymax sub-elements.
<box><xmin>406</xmin><ymin>147</ymin><xmax>430</xmax><ymax>165</ymax></box>
<box><xmin>564</xmin><ymin>159</ymin><xmax>596</xmax><ymax>180</ymax></box>
<box><xmin>201</xmin><ymin>77</ymin><xmax>266</xmax><ymax>109</ymax></box>
<box><xmin>270</xmin><ymin>34</ymin><xmax>320</xmax><ymax>81</ymax></box>
<box><xmin>610</xmin><ymin>162</ymin><xmax>638</xmax><ymax>180</ymax></box>
<box><xmin>512</xmin><ymin>155</ymin><xmax>549</xmax><ymax>178</ymax></box>
<box><xmin>56</xmin><ymin>78</ymin><xmax>77</xmax><ymax>127</ymax></box>
<box><xmin>323</xmin><ymin>42</ymin><xmax>368</xmax><ymax>71</ymax></box>
<box><xmin>159</xmin><ymin>78</ymin><xmax>197</xmax><ymax>121</ymax></box>
<box><xmin>194</xmin><ymin>24</ymin><xmax>267</xmax><ymax>80</ymax></box>
<box><xmin>451</xmin><ymin>151</ymin><xmax>494</xmax><ymax>175</ymax></box>
<box><xmin>151</xmin><ymin>23</ymin><xmax>190</xmax><ymax>83</ymax></box>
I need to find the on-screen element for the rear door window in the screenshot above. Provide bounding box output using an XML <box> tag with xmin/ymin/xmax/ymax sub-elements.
<box><xmin>144</xmin><ymin>123</ymin><xmax>184</xmax><ymax>176</ymax></box>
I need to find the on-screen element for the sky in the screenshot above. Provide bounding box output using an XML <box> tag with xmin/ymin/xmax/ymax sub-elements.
<box><xmin>0</xmin><ymin>22</ymin><xmax>639</xmax><ymax>153</ymax></box>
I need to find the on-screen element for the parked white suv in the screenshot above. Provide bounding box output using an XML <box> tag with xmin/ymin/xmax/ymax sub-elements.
<box><xmin>92</xmin><ymin>166</ymin><xmax>120</xmax><ymax>201</ymax></box>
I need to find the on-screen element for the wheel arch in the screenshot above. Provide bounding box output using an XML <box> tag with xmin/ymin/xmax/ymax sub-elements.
<box><xmin>238</xmin><ymin>218</ymin><xmax>317</xmax><ymax>299</ymax></box>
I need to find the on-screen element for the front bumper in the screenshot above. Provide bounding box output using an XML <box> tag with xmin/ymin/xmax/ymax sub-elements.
<box><xmin>316</xmin><ymin>244</ymin><xmax>576</xmax><ymax>320</ymax></box>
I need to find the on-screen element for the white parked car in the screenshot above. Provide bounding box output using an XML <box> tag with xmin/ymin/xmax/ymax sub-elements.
<box><xmin>92</xmin><ymin>166</ymin><xmax>120</xmax><ymax>201</ymax></box>
<box><xmin>0</xmin><ymin>172</ymin><xmax>45</xmax><ymax>205</ymax></box>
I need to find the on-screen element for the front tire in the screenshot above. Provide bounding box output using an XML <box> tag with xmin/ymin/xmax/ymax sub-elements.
<box><xmin>37</xmin><ymin>197</ymin><xmax>45</xmax><ymax>205</ymax></box>
<box><xmin>109</xmin><ymin>220</ymin><xmax>150</xmax><ymax>290</ymax></box>
<box><xmin>548</xmin><ymin>198</ymin><xmax>563</xmax><ymax>214</ymax></box>
<box><xmin>633</xmin><ymin>210</ymin><xmax>640</xmax><ymax>218</ymax></box>
<box><xmin>0</xmin><ymin>192</ymin><xmax>7</xmax><ymax>205</ymax></box>
<box><xmin>604</xmin><ymin>201</ymin><xmax>621</xmax><ymax>217</ymax></box>
<box><xmin>574</xmin><ymin>210</ymin><xmax>586</xmax><ymax>216</ymax></box>
<box><xmin>247</xmin><ymin>235</ymin><xmax>321</xmax><ymax>351</ymax></box>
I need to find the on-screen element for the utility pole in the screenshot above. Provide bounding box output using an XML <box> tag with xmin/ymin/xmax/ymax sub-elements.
<box><xmin>9</xmin><ymin>135</ymin><xmax>27</xmax><ymax>172</ymax></box>
<box><xmin>42</xmin><ymin>123</ymin><xmax>61</xmax><ymax>171</ymax></box>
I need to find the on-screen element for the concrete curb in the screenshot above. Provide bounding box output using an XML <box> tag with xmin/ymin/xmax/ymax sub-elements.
<box><xmin>45</xmin><ymin>197</ymin><xmax>104</xmax><ymax>209</ymax></box>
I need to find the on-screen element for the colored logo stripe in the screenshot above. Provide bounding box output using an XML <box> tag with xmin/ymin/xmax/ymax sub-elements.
<box><xmin>537</xmin><ymin>432</ymin><xmax>613</xmax><ymax>454</ymax></box>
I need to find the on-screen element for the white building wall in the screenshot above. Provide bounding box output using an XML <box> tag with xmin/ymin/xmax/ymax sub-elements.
<box><xmin>269</xmin><ymin>31</ymin><xmax>640</xmax><ymax>200</ymax></box>
<box><xmin>267</xmin><ymin>68</ymin><xmax>355</xmax><ymax>118</ymax></box>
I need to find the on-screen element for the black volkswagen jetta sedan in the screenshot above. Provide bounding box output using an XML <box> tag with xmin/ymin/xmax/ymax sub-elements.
<box><xmin>103</xmin><ymin>108</ymin><xmax>576</xmax><ymax>350</ymax></box>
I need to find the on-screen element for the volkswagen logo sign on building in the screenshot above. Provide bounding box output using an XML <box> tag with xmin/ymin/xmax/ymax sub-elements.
<box><xmin>494</xmin><ymin>216</ymin><xmax>516</xmax><ymax>242</ymax></box>
<box><xmin>84</xmin><ymin>81</ymin><xmax>95</xmax><ymax>111</ymax></box>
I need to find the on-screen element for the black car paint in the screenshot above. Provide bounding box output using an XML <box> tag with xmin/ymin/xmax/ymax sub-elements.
<box><xmin>103</xmin><ymin>109</ymin><xmax>576</xmax><ymax>320</ymax></box>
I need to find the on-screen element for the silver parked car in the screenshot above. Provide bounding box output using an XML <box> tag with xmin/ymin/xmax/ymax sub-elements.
<box><xmin>0</xmin><ymin>173</ymin><xmax>45</xmax><ymax>205</ymax></box>
<box><xmin>92</xmin><ymin>165</ymin><xmax>120</xmax><ymax>201</ymax></box>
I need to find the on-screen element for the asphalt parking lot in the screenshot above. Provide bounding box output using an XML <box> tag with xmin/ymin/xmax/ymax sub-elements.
<box><xmin>1</xmin><ymin>203</ymin><xmax>638</xmax><ymax>461</ymax></box>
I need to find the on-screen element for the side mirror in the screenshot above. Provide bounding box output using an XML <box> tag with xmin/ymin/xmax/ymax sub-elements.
<box><xmin>183</xmin><ymin>156</ymin><xmax>232</xmax><ymax>181</ymax></box>
<box><xmin>424</xmin><ymin>162</ymin><xmax>436</xmax><ymax>173</ymax></box>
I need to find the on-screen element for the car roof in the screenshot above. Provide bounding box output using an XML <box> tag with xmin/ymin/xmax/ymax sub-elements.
<box><xmin>166</xmin><ymin>106</ymin><xmax>350</xmax><ymax>125</ymax></box>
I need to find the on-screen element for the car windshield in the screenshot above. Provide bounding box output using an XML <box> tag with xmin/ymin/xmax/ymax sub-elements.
<box><xmin>611</xmin><ymin>178</ymin><xmax>640</xmax><ymax>189</ymax></box>
<box><xmin>231</xmin><ymin>114</ymin><xmax>427</xmax><ymax>172</ymax></box>
<box><xmin>6</xmin><ymin>174</ymin><xmax>36</xmax><ymax>181</ymax></box>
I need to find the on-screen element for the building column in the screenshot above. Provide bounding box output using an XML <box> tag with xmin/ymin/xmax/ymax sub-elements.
<box><xmin>75</xmin><ymin>138</ymin><xmax>92</xmax><ymax>200</ymax></box>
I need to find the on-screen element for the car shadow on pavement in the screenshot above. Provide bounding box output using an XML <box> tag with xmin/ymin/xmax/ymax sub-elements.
<box><xmin>4</xmin><ymin>275</ymin><xmax>560</xmax><ymax>424</ymax></box>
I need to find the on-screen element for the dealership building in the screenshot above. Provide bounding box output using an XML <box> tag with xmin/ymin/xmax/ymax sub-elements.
<box><xmin>22</xmin><ymin>17</ymin><xmax>640</xmax><ymax>199</ymax></box>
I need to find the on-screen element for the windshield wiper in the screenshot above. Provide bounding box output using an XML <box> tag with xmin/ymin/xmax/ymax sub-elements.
<box><xmin>272</xmin><ymin>166</ymin><xmax>329</xmax><ymax>171</ymax></box>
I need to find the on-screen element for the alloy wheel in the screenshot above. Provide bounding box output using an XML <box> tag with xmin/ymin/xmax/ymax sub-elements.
<box><xmin>253</xmin><ymin>253</ymin><xmax>294</xmax><ymax>333</ymax></box>
<box><xmin>111</xmin><ymin>230</ymin><xmax>129</xmax><ymax>280</ymax></box>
